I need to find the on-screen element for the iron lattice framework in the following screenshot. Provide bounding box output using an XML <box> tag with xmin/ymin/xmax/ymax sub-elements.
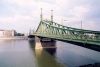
<box><xmin>32</xmin><ymin>21</ymin><xmax>100</xmax><ymax>45</ymax></box>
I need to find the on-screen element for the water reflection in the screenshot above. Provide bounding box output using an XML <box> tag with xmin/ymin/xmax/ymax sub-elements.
<box><xmin>29</xmin><ymin>41</ymin><xmax>65</xmax><ymax>67</ymax></box>
<box><xmin>44</xmin><ymin>48</ymin><xmax>56</xmax><ymax>55</ymax></box>
<box><xmin>0</xmin><ymin>40</ymin><xmax>37</xmax><ymax>67</ymax></box>
<box><xmin>35</xmin><ymin>49</ymin><xmax>65</xmax><ymax>67</ymax></box>
<box><xmin>55</xmin><ymin>41</ymin><xmax>100</xmax><ymax>67</ymax></box>
<box><xmin>0</xmin><ymin>40</ymin><xmax>100</xmax><ymax>67</ymax></box>
<box><xmin>28</xmin><ymin>40</ymin><xmax>35</xmax><ymax>49</ymax></box>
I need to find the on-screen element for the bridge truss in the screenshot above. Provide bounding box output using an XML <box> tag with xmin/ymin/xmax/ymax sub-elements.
<box><xmin>32</xmin><ymin>21</ymin><xmax>100</xmax><ymax>46</ymax></box>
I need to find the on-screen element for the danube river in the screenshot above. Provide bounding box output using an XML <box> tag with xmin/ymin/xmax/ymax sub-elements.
<box><xmin>0</xmin><ymin>39</ymin><xmax>100</xmax><ymax>67</ymax></box>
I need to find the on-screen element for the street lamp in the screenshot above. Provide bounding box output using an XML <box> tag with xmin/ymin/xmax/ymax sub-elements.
<box><xmin>61</xmin><ymin>19</ymin><xmax>66</xmax><ymax>25</ymax></box>
<box><xmin>51</xmin><ymin>10</ymin><xmax>53</xmax><ymax>22</ymax></box>
<box><xmin>61</xmin><ymin>19</ymin><xmax>66</xmax><ymax>35</ymax></box>
<box><xmin>81</xmin><ymin>21</ymin><xmax>82</xmax><ymax>29</ymax></box>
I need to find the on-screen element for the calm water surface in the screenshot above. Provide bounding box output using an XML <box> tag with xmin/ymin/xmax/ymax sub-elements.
<box><xmin>0</xmin><ymin>39</ymin><xmax>100</xmax><ymax>67</ymax></box>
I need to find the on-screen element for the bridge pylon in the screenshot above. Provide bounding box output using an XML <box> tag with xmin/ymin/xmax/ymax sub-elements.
<box><xmin>35</xmin><ymin>37</ymin><xmax>56</xmax><ymax>49</ymax></box>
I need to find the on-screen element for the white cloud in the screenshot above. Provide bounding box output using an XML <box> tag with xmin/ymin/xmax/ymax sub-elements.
<box><xmin>0</xmin><ymin>15</ymin><xmax>32</xmax><ymax>23</ymax></box>
<box><xmin>69</xmin><ymin>5</ymin><xmax>89</xmax><ymax>18</ymax></box>
<box><xmin>0</xmin><ymin>17</ymin><xmax>17</xmax><ymax>23</ymax></box>
<box><xmin>0</xmin><ymin>0</ymin><xmax>100</xmax><ymax>33</ymax></box>
<box><xmin>4</xmin><ymin>0</ymin><xmax>37</xmax><ymax>8</ymax></box>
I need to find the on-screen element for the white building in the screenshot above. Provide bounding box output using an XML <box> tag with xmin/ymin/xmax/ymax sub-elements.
<box><xmin>0</xmin><ymin>30</ymin><xmax>17</xmax><ymax>37</ymax></box>
<box><xmin>0</xmin><ymin>30</ymin><xmax>4</xmax><ymax>37</ymax></box>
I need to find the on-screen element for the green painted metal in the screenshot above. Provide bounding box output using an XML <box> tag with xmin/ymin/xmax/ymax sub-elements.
<box><xmin>31</xmin><ymin>20</ymin><xmax>100</xmax><ymax>46</ymax></box>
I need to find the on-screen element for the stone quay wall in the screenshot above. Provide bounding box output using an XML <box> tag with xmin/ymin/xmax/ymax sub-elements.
<box><xmin>0</xmin><ymin>36</ymin><xmax>28</xmax><ymax>40</ymax></box>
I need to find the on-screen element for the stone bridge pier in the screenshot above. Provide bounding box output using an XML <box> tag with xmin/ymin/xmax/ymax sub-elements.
<box><xmin>35</xmin><ymin>36</ymin><xmax>56</xmax><ymax>49</ymax></box>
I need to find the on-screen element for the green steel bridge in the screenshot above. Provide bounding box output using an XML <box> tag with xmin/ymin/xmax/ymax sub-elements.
<box><xmin>29</xmin><ymin>9</ymin><xmax>100</xmax><ymax>46</ymax></box>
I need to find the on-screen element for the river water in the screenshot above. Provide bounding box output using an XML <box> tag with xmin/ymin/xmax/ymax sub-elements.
<box><xmin>0</xmin><ymin>39</ymin><xmax>100</xmax><ymax>67</ymax></box>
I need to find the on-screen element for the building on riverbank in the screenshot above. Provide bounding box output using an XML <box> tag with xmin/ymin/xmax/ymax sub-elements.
<box><xmin>0</xmin><ymin>29</ymin><xmax>17</xmax><ymax>37</ymax></box>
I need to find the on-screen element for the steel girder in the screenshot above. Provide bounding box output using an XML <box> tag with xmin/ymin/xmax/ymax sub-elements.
<box><xmin>33</xmin><ymin>21</ymin><xmax>100</xmax><ymax>45</ymax></box>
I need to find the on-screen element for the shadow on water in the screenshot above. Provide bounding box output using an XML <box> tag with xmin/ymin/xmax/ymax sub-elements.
<box><xmin>44</xmin><ymin>48</ymin><xmax>56</xmax><ymax>56</ymax></box>
<box><xmin>28</xmin><ymin>40</ymin><xmax>35</xmax><ymax>49</ymax></box>
<box><xmin>41</xmin><ymin>40</ymin><xmax>56</xmax><ymax>56</ymax></box>
<box><xmin>28</xmin><ymin>41</ymin><xmax>66</xmax><ymax>67</ymax></box>
<box><xmin>71</xmin><ymin>42</ymin><xmax>100</xmax><ymax>52</ymax></box>
<box><xmin>58</xmin><ymin>40</ymin><xmax>100</xmax><ymax>52</ymax></box>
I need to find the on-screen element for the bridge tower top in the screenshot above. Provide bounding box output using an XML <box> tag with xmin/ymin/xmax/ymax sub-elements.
<box><xmin>51</xmin><ymin>10</ymin><xmax>53</xmax><ymax>23</ymax></box>
<box><xmin>50</xmin><ymin>10</ymin><xmax>53</xmax><ymax>25</ymax></box>
<box><xmin>40</xmin><ymin>8</ymin><xmax>43</xmax><ymax>21</ymax></box>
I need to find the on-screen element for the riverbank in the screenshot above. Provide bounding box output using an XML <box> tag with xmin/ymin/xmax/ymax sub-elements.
<box><xmin>0</xmin><ymin>36</ymin><xmax>28</xmax><ymax>40</ymax></box>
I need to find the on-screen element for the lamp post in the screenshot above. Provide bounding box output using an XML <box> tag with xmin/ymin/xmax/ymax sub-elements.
<box><xmin>51</xmin><ymin>10</ymin><xmax>53</xmax><ymax>22</ymax></box>
<box><xmin>61</xmin><ymin>19</ymin><xmax>66</xmax><ymax>35</ymax></box>
<box><xmin>61</xmin><ymin>19</ymin><xmax>66</xmax><ymax>25</ymax></box>
<box><xmin>80</xmin><ymin>21</ymin><xmax>82</xmax><ymax>40</ymax></box>
<box><xmin>81</xmin><ymin>21</ymin><xmax>82</xmax><ymax>29</ymax></box>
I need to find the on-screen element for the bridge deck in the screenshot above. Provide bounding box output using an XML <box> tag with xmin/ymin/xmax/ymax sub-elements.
<box><xmin>30</xmin><ymin>20</ymin><xmax>100</xmax><ymax>46</ymax></box>
<box><xmin>33</xmin><ymin>34</ymin><xmax>100</xmax><ymax>46</ymax></box>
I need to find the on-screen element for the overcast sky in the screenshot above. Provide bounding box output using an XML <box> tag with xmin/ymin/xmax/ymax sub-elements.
<box><xmin>0</xmin><ymin>0</ymin><xmax>100</xmax><ymax>33</ymax></box>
